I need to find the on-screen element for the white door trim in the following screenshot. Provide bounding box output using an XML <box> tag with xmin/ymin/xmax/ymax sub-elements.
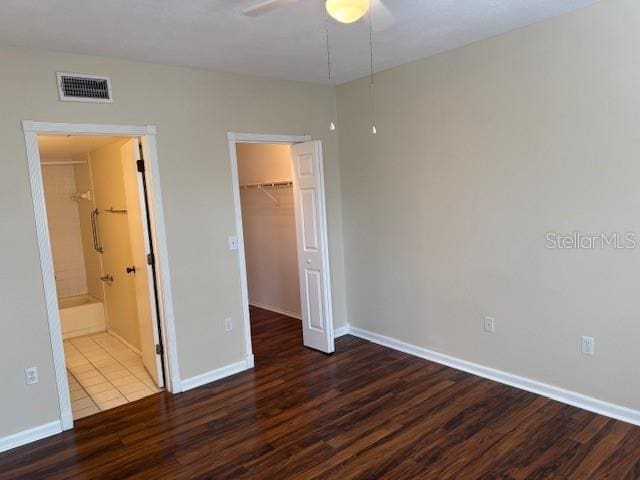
<box><xmin>227</xmin><ymin>132</ymin><xmax>337</xmax><ymax>365</ymax></box>
<box><xmin>22</xmin><ymin>120</ymin><xmax>182</xmax><ymax>432</ymax></box>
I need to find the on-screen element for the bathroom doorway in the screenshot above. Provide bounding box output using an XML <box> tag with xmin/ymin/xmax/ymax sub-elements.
<box><xmin>23</xmin><ymin>121</ymin><xmax>179</xmax><ymax>430</ymax></box>
<box><xmin>38</xmin><ymin>134</ymin><xmax>164</xmax><ymax>420</ymax></box>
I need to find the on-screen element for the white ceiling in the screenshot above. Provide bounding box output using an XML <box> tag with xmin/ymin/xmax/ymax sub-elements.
<box><xmin>0</xmin><ymin>0</ymin><xmax>599</xmax><ymax>84</ymax></box>
<box><xmin>38</xmin><ymin>135</ymin><xmax>127</xmax><ymax>159</ymax></box>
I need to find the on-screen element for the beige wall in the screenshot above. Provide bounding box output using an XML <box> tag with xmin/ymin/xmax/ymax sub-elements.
<box><xmin>73</xmin><ymin>158</ymin><xmax>105</xmax><ymax>302</ymax></box>
<box><xmin>337</xmin><ymin>0</ymin><xmax>640</xmax><ymax>411</ymax></box>
<box><xmin>89</xmin><ymin>139</ymin><xmax>142</xmax><ymax>351</ymax></box>
<box><xmin>41</xmin><ymin>162</ymin><xmax>87</xmax><ymax>298</ymax></box>
<box><xmin>237</xmin><ymin>144</ymin><xmax>301</xmax><ymax>317</ymax></box>
<box><xmin>0</xmin><ymin>45</ymin><xmax>347</xmax><ymax>438</ymax></box>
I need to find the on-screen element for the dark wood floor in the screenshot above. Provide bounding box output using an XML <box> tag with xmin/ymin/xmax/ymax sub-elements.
<box><xmin>2</xmin><ymin>307</ymin><xmax>640</xmax><ymax>479</ymax></box>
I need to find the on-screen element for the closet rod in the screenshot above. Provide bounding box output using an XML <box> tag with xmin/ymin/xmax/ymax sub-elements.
<box><xmin>239</xmin><ymin>181</ymin><xmax>293</xmax><ymax>189</ymax></box>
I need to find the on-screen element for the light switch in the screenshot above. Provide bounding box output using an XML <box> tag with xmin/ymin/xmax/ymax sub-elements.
<box><xmin>228</xmin><ymin>235</ymin><xmax>239</xmax><ymax>251</ymax></box>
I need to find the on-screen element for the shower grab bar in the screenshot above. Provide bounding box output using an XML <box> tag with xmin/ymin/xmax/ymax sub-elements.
<box><xmin>90</xmin><ymin>208</ymin><xmax>104</xmax><ymax>253</ymax></box>
<box><xmin>105</xmin><ymin>207</ymin><xmax>127</xmax><ymax>214</ymax></box>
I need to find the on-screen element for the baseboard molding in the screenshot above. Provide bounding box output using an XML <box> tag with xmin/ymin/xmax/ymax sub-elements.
<box><xmin>62</xmin><ymin>324</ymin><xmax>105</xmax><ymax>340</ymax></box>
<box><xmin>181</xmin><ymin>359</ymin><xmax>252</xmax><ymax>392</ymax></box>
<box><xmin>249</xmin><ymin>302</ymin><xmax>301</xmax><ymax>320</ymax></box>
<box><xmin>0</xmin><ymin>420</ymin><xmax>62</xmax><ymax>453</ymax></box>
<box><xmin>349</xmin><ymin>325</ymin><xmax>640</xmax><ymax>427</ymax></box>
<box><xmin>107</xmin><ymin>329</ymin><xmax>142</xmax><ymax>356</ymax></box>
<box><xmin>334</xmin><ymin>324</ymin><xmax>351</xmax><ymax>338</ymax></box>
<box><xmin>249</xmin><ymin>303</ymin><xmax>351</xmax><ymax>339</ymax></box>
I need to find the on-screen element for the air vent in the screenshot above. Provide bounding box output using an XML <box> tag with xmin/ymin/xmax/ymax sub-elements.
<box><xmin>57</xmin><ymin>72</ymin><xmax>113</xmax><ymax>103</ymax></box>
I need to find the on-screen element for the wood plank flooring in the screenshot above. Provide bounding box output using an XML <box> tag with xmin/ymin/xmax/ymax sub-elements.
<box><xmin>2</xmin><ymin>306</ymin><xmax>640</xmax><ymax>479</ymax></box>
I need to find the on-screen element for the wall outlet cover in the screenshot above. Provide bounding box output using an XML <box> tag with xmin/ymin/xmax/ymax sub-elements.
<box><xmin>581</xmin><ymin>336</ymin><xmax>595</xmax><ymax>356</ymax></box>
<box><xmin>483</xmin><ymin>316</ymin><xmax>495</xmax><ymax>334</ymax></box>
<box><xmin>25</xmin><ymin>367</ymin><xmax>39</xmax><ymax>385</ymax></box>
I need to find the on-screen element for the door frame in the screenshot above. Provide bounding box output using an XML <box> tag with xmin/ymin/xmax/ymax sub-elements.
<box><xmin>22</xmin><ymin>120</ymin><xmax>182</xmax><ymax>431</ymax></box>
<box><xmin>227</xmin><ymin>132</ymin><xmax>335</xmax><ymax>364</ymax></box>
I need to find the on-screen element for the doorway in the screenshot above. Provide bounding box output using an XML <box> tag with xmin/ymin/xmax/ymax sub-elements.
<box><xmin>228</xmin><ymin>133</ymin><xmax>335</xmax><ymax>365</ymax></box>
<box><xmin>23</xmin><ymin>121</ymin><xmax>180</xmax><ymax>430</ymax></box>
<box><xmin>38</xmin><ymin>134</ymin><xmax>164</xmax><ymax>420</ymax></box>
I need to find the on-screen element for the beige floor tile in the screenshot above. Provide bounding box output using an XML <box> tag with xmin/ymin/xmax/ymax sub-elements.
<box><xmin>92</xmin><ymin>389</ymin><xmax>125</xmax><ymax>404</ymax></box>
<box><xmin>70</xmin><ymin>363</ymin><xmax>96</xmax><ymax>374</ymax></box>
<box><xmin>78</xmin><ymin>374</ymin><xmax>108</xmax><ymax>387</ymax></box>
<box><xmin>85</xmin><ymin>382</ymin><xmax>117</xmax><ymax>395</ymax></box>
<box><xmin>97</xmin><ymin>397</ymin><xmax>128</xmax><ymax>411</ymax></box>
<box><xmin>103</xmin><ymin>369</ymin><xmax>131</xmax><ymax>381</ymax></box>
<box><xmin>73</xmin><ymin>405</ymin><xmax>100</xmax><ymax>420</ymax></box>
<box><xmin>125</xmin><ymin>389</ymin><xmax>154</xmax><ymax>402</ymax></box>
<box><xmin>74</xmin><ymin>369</ymin><xmax>101</xmax><ymax>379</ymax></box>
<box><xmin>118</xmin><ymin>382</ymin><xmax>151</xmax><ymax>396</ymax></box>
<box><xmin>70</xmin><ymin>389</ymin><xmax>88</xmax><ymax>401</ymax></box>
<box><xmin>72</xmin><ymin>397</ymin><xmax>97</xmax><ymax>411</ymax></box>
<box><xmin>111</xmin><ymin>375</ymin><xmax>140</xmax><ymax>388</ymax></box>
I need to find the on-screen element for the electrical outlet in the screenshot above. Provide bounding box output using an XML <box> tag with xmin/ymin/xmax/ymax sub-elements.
<box><xmin>581</xmin><ymin>336</ymin><xmax>595</xmax><ymax>356</ymax></box>
<box><xmin>224</xmin><ymin>317</ymin><xmax>233</xmax><ymax>332</ymax></box>
<box><xmin>483</xmin><ymin>316</ymin><xmax>495</xmax><ymax>334</ymax></box>
<box><xmin>25</xmin><ymin>367</ymin><xmax>39</xmax><ymax>385</ymax></box>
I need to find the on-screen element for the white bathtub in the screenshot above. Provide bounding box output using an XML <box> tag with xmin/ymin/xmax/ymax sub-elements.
<box><xmin>58</xmin><ymin>295</ymin><xmax>106</xmax><ymax>339</ymax></box>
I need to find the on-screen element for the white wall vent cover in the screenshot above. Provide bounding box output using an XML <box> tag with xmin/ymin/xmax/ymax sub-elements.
<box><xmin>56</xmin><ymin>72</ymin><xmax>113</xmax><ymax>103</ymax></box>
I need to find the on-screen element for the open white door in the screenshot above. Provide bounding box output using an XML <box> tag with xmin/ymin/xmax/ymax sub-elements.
<box><xmin>291</xmin><ymin>141</ymin><xmax>335</xmax><ymax>353</ymax></box>
<box><xmin>121</xmin><ymin>139</ymin><xmax>164</xmax><ymax>387</ymax></box>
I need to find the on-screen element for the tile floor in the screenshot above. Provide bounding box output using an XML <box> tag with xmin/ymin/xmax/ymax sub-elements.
<box><xmin>64</xmin><ymin>332</ymin><xmax>162</xmax><ymax>420</ymax></box>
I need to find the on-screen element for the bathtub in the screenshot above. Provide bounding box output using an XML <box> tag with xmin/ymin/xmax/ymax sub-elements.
<box><xmin>58</xmin><ymin>295</ymin><xmax>106</xmax><ymax>339</ymax></box>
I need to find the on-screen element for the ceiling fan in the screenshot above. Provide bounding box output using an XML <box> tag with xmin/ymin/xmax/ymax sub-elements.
<box><xmin>241</xmin><ymin>0</ymin><xmax>395</xmax><ymax>30</ymax></box>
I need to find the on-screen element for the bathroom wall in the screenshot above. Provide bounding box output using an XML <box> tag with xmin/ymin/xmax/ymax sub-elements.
<box><xmin>89</xmin><ymin>139</ymin><xmax>142</xmax><ymax>351</ymax></box>
<box><xmin>238</xmin><ymin>144</ymin><xmax>301</xmax><ymax>318</ymax></box>
<box><xmin>41</xmin><ymin>162</ymin><xmax>87</xmax><ymax>298</ymax></box>
<box><xmin>73</xmin><ymin>157</ymin><xmax>104</xmax><ymax>302</ymax></box>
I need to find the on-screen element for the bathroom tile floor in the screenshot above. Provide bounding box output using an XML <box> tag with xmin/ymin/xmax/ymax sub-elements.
<box><xmin>64</xmin><ymin>332</ymin><xmax>162</xmax><ymax>420</ymax></box>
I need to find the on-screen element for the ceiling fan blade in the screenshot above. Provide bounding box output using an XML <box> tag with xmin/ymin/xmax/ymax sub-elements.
<box><xmin>242</xmin><ymin>0</ymin><xmax>296</xmax><ymax>16</ymax></box>
<box><xmin>369</xmin><ymin>0</ymin><xmax>395</xmax><ymax>31</ymax></box>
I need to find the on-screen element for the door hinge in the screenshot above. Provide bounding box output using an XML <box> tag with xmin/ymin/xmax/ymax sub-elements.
<box><xmin>136</xmin><ymin>159</ymin><xmax>145</xmax><ymax>173</ymax></box>
<box><xmin>155</xmin><ymin>344</ymin><xmax>163</xmax><ymax>355</ymax></box>
<box><xmin>147</xmin><ymin>252</ymin><xmax>155</xmax><ymax>265</ymax></box>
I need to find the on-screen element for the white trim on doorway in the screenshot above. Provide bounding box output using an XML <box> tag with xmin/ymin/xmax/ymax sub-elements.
<box><xmin>228</xmin><ymin>132</ymin><xmax>327</xmax><ymax>366</ymax></box>
<box><xmin>21</xmin><ymin>120</ymin><xmax>182</xmax><ymax>436</ymax></box>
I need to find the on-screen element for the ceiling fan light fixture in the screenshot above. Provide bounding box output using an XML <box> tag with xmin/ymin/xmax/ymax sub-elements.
<box><xmin>325</xmin><ymin>0</ymin><xmax>369</xmax><ymax>24</ymax></box>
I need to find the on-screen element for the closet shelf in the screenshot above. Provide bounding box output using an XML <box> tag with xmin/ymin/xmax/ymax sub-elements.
<box><xmin>240</xmin><ymin>181</ymin><xmax>293</xmax><ymax>206</ymax></box>
<box><xmin>239</xmin><ymin>181</ymin><xmax>293</xmax><ymax>189</ymax></box>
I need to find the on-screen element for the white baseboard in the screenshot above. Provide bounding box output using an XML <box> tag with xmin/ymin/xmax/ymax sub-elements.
<box><xmin>249</xmin><ymin>302</ymin><xmax>351</xmax><ymax>339</ymax></box>
<box><xmin>0</xmin><ymin>420</ymin><xmax>62</xmax><ymax>453</ymax></box>
<box><xmin>181</xmin><ymin>359</ymin><xmax>252</xmax><ymax>392</ymax></box>
<box><xmin>107</xmin><ymin>329</ymin><xmax>142</xmax><ymax>356</ymax></box>
<box><xmin>334</xmin><ymin>324</ymin><xmax>351</xmax><ymax>338</ymax></box>
<box><xmin>349</xmin><ymin>325</ymin><xmax>640</xmax><ymax>427</ymax></box>
<box><xmin>249</xmin><ymin>302</ymin><xmax>301</xmax><ymax>320</ymax></box>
